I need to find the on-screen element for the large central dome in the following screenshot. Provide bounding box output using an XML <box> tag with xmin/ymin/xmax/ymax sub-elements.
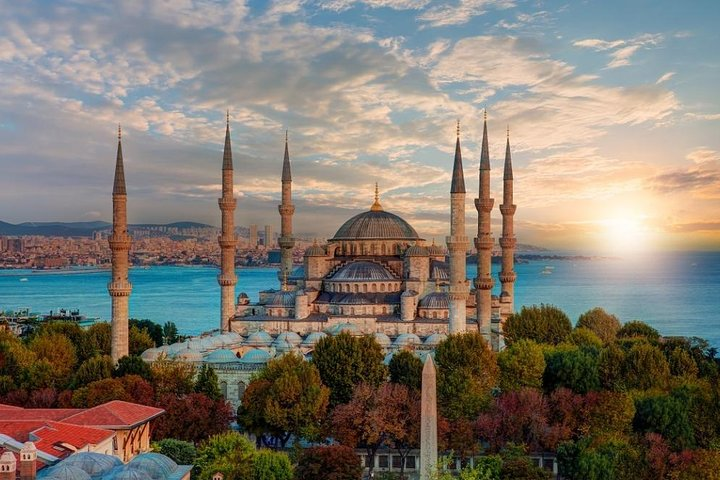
<box><xmin>331</xmin><ymin>209</ymin><xmax>420</xmax><ymax>241</ymax></box>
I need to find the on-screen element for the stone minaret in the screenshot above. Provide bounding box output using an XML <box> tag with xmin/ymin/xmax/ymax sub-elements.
<box><xmin>475</xmin><ymin>112</ymin><xmax>494</xmax><ymax>332</ymax></box>
<box><xmin>109</xmin><ymin>125</ymin><xmax>132</xmax><ymax>363</ymax></box>
<box><xmin>499</xmin><ymin>128</ymin><xmax>517</xmax><ymax>310</ymax></box>
<box><xmin>447</xmin><ymin>121</ymin><xmax>469</xmax><ymax>334</ymax></box>
<box><xmin>218</xmin><ymin>112</ymin><xmax>237</xmax><ymax>332</ymax></box>
<box><xmin>278</xmin><ymin>131</ymin><xmax>295</xmax><ymax>281</ymax></box>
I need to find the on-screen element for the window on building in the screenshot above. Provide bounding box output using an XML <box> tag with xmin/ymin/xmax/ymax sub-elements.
<box><xmin>378</xmin><ymin>455</ymin><xmax>389</xmax><ymax>469</ymax></box>
<box><xmin>406</xmin><ymin>456</ymin><xmax>416</xmax><ymax>470</ymax></box>
<box><xmin>392</xmin><ymin>456</ymin><xmax>403</xmax><ymax>469</ymax></box>
<box><xmin>238</xmin><ymin>381</ymin><xmax>247</xmax><ymax>400</ymax></box>
<box><xmin>220</xmin><ymin>381</ymin><xmax>227</xmax><ymax>399</ymax></box>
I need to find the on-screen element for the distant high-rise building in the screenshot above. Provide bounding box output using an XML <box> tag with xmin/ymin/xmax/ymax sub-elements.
<box><xmin>249</xmin><ymin>224</ymin><xmax>258</xmax><ymax>248</ymax></box>
<box><xmin>264</xmin><ymin>225</ymin><xmax>274</xmax><ymax>248</ymax></box>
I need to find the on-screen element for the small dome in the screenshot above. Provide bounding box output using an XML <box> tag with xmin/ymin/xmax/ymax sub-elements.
<box><xmin>427</xmin><ymin>241</ymin><xmax>446</xmax><ymax>256</ymax></box>
<box><xmin>330</xmin><ymin>261</ymin><xmax>396</xmax><ymax>281</ymax></box>
<box><xmin>38</xmin><ymin>464</ymin><xmax>92</xmax><ymax>480</ymax></box>
<box><xmin>373</xmin><ymin>332</ymin><xmax>392</xmax><ymax>347</ymax></box>
<box><xmin>140</xmin><ymin>347</ymin><xmax>161</xmax><ymax>362</ymax></box>
<box><xmin>275</xmin><ymin>331</ymin><xmax>303</xmax><ymax>346</ymax></box>
<box><xmin>176</xmin><ymin>346</ymin><xmax>203</xmax><ymax>363</ymax></box>
<box><xmin>246</xmin><ymin>330</ymin><xmax>273</xmax><ymax>347</ymax></box>
<box><xmin>332</xmin><ymin>209</ymin><xmax>420</xmax><ymax>241</ymax></box>
<box><xmin>166</xmin><ymin>342</ymin><xmax>186</xmax><ymax>357</ymax></box>
<box><xmin>419</xmin><ymin>292</ymin><xmax>449</xmax><ymax>309</ymax></box>
<box><xmin>305</xmin><ymin>243</ymin><xmax>326</xmax><ymax>256</ymax></box>
<box><xmin>109</xmin><ymin>468</ymin><xmax>153</xmax><ymax>480</ymax></box>
<box><xmin>61</xmin><ymin>452</ymin><xmax>122</xmax><ymax>476</ymax></box>
<box><xmin>204</xmin><ymin>349</ymin><xmax>241</xmax><ymax>364</ymax></box>
<box><xmin>127</xmin><ymin>452</ymin><xmax>178</xmax><ymax>479</ymax></box>
<box><xmin>424</xmin><ymin>333</ymin><xmax>447</xmax><ymax>347</ymax></box>
<box><xmin>405</xmin><ymin>244</ymin><xmax>429</xmax><ymax>257</ymax></box>
<box><xmin>240</xmin><ymin>348</ymin><xmax>272</xmax><ymax>364</ymax></box>
<box><xmin>217</xmin><ymin>331</ymin><xmax>244</xmax><ymax>347</ymax></box>
<box><xmin>186</xmin><ymin>339</ymin><xmax>205</xmax><ymax>351</ymax></box>
<box><xmin>266</xmin><ymin>290</ymin><xmax>295</xmax><ymax>307</ymax></box>
<box><xmin>301</xmin><ymin>331</ymin><xmax>327</xmax><ymax>347</ymax></box>
<box><xmin>328</xmin><ymin>322</ymin><xmax>362</xmax><ymax>336</ymax></box>
<box><xmin>394</xmin><ymin>333</ymin><xmax>422</xmax><ymax>347</ymax></box>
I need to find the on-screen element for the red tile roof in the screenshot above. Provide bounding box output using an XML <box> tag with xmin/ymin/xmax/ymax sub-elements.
<box><xmin>0</xmin><ymin>420</ymin><xmax>113</xmax><ymax>459</ymax></box>
<box><xmin>62</xmin><ymin>401</ymin><xmax>164</xmax><ymax>429</ymax></box>
<box><xmin>0</xmin><ymin>408</ymin><xmax>82</xmax><ymax>422</ymax></box>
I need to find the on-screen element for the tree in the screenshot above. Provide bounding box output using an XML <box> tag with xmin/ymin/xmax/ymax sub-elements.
<box><xmin>119</xmin><ymin>374</ymin><xmax>155</xmax><ymax>405</ymax></box>
<box><xmin>581</xmin><ymin>391</ymin><xmax>635</xmax><ymax>441</ymax></box>
<box><xmin>435</xmin><ymin>332</ymin><xmax>499</xmax><ymax>420</ymax></box>
<box><xmin>73</xmin><ymin>355</ymin><xmax>114</xmax><ymax>388</ymax></box>
<box><xmin>28</xmin><ymin>332</ymin><xmax>77</xmax><ymax>387</ymax></box>
<box><xmin>543</xmin><ymin>345</ymin><xmax>599</xmax><ymax>394</ymax></box>
<box><xmin>130</xmin><ymin>319</ymin><xmax>164</xmax><ymax>347</ymax></box>
<box><xmin>634</xmin><ymin>393</ymin><xmax>694</xmax><ymax>450</ymax></box>
<box><xmin>476</xmin><ymin>388</ymin><xmax>549</xmax><ymax>453</ymax></box>
<box><xmin>194</xmin><ymin>432</ymin><xmax>255</xmax><ymax>480</ymax></box>
<box><xmin>114</xmin><ymin>355</ymin><xmax>153</xmax><ymax>380</ymax></box>
<box><xmin>86</xmin><ymin>322</ymin><xmax>111</xmax><ymax>355</ymax></box>
<box><xmin>331</xmin><ymin>382</ymin><xmax>411</xmax><ymax>478</ymax></box>
<box><xmin>312</xmin><ymin>332</ymin><xmax>386</xmax><ymax>406</ymax></box>
<box><xmin>499</xmin><ymin>444</ymin><xmax>551</xmax><ymax>480</ymax></box>
<box><xmin>238</xmin><ymin>353</ymin><xmax>329</xmax><ymax>448</ymax></box>
<box><xmin>617</xmin><ymin>321</ymin><xmax>660</xmax><ymax>342</ymax></box>
<box><xmin>557</xmin><ymin>438</ymin><xmax>642</xmax><ymax>480</ymax></box>
<box><xmin>497</xmin><ymin>339</ymin><xmax>545</xmax><ymax>391</ymax></box>
<box><xmin>503</xmin><ymin>304</ymin><xmax>572</xmax><ymax>346</ymax></box>
<box><xmin>163</xmin><ymin>321</ymin><xmax>179</xmax><ymax>345</ymax></box>
<box><xmin>72</xmin><ymin>378</ymin><xmax>131</xmax><ymax>407</ymax></box>
<box><xmin>154</xmin><ymin>393</ymin><xmax>234</xmax><ymax>443</ymax></box>
<box><xmin>33</xmin><ymin>322</ymin><xmax>96</xmax><ymax>362</ymax></box>
<box><xmin>598</xmin><ymin>344</ymin><xmax>626</xmax><ymax>391</ymax></box>
<box><xmin>252</xmin><ymin>449</ymin><xmax>293</xmax><ymax>480</ymax></box>
<box><xmin>152</xmin><ymin>439</ymin><xmax>197</xmax><ymax>466</ymax></box>
<box><xmin>668</xmin><ymin>348</ymin><xmax>699</xmax><ymax>379</ymax></box>
<box><xmin>294</xmin><ymin>445</ymin><xmax>363</xmax><ymax>480</ymax></box>
<box><xmin>129</xmin><ymin>325</ymin><xmax>155</xmax><ymax>355</ymax></box>
<box><xmin>195</xmin><ymin>364</ymin><xmax>222</xmax><ymax>401</ymax></box>
<box><xmin>623</xmin><ymin>343</ymin><xmax>669</xmax><ymax>390</ymax></box>
<box><xmin>576</xmin><ymin>308</ymin><xmax>621</xmax><ymax>344</ymax></box>
<box><xmin>568</xmin><ymin>328</ymin><xmax>603</xmax><ymax>350</ymax></box>
<box><xmin>151</xmin><ymin>357</ymin><xmax>196</xmax><ymax>397</ymax></box>
<box><xmin>389</xmin><ymin>350</ymin><xmax>423</xmax><ymax>390</ymax></box>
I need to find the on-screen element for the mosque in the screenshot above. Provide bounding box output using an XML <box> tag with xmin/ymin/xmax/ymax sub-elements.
<box><xmin>108</xmin><ymin>112</ymin><xmax>518</xmax><ymax>409</ymax></box>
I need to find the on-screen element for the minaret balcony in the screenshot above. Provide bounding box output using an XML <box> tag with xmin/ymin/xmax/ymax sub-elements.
<box><xmin>499</xmin><ymin>271</ymin><xmax>517</xmax><ymax>283</ymax></box>
<box><xmin>278</xmin><ymin>236</ymin><xmax>295</xmax><ymax>248</ymax></box>
<box><xmin>474</xmin><ymin>198</ymin><xmax>494</xmax><ymax>212</ymax></box>
<box><xmin>448</xmin><ymin>284</ymin><xmax>469</xmax><ymax>300</ymax></box>
<box><xmin>474</xmin><ymin>277</ymin><xmax>494</xmax><ymax>290</ymax></box>
<box><xmin>218</xmin><ymin>198</ymin><xmax>237</xmax><ymax>209</ymax></box>
<box><xmin>108</xmin><ymin>280</ymin><xmax>132</xmax><ymax>296</ymax></box>
<box><xmin>499</xmin><ymin>237</ymin><xmax>517</xmax><ymax>249</ymax></box>
<box><xmin>278</xmin><ymin>204</ymin><xmax>295</xmax><ymax>215</ymax></box>
<box><xmin>474</xmin><ymin>236</ymin><xmax>494</xmax><ymax>250</ymax></box>
<box><xmin>500</xmin><ymin>204</ymin><xmax>517</xmax><ymax>215</ymax></box>
<box><xmin>108</xmin><ymin>235</ymin><xmax>132</xmax><ymax>249</ymax></box>
<box><xmin>217</xmin><ymin>274</ymin><xmax>237</xmax><ymax>286</ymax></box>
<box><xmin>445</xmin><ymin>235</ymin><xmax>469</xmax><ymax>252</ymax></box>
<box><xmin>218</xmin><ymin>236</ymin><xmax>237</xmax><ymax>248</ymax></box>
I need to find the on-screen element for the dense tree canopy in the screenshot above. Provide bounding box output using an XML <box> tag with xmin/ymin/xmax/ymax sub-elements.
<box><xmin>576</xmin><ymin>308</ymin><xmax>621</xmax><ymax>344</ymax></box>
<box><xmin>503</xmin><ymin>304</ymin><xmax>572</xmax><ymax>346</ymax></box>
<box><xmin>497</xmin><ymin>339</ymin><xmax>545</xmax><ymax>391</ymax></box>
<box><xmin>295</xmin><ymin>445</ymin><xmax>362</xmax><ymax>480</ymax></box>
<box><xmin>389</xmin><ymin>349</ymin><xmax>423</xmax><ymax>390</ymax></box>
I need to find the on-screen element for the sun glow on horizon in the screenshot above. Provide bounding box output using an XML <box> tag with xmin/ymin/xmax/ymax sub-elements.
<box><xmin>598</xmin><ymin>214</ymin><xmax>656</xmax><ymax>255</ymax></box>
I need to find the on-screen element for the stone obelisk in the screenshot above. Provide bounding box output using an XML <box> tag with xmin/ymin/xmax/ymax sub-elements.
<box><xmin>420</xmin><ymin>355</ymin><xmax>438</xmax><ymax>480</ymax></box>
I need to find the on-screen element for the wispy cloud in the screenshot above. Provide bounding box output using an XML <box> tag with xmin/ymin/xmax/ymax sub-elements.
<box><xmin>573</xmin><ymin>33</ymin><xmax>663</xmax><ymax>69</ymax></box>
<box><xmin>418</xmin><ymin>0</ymin><xmax>514</xmax><ymax>27</ymax></box>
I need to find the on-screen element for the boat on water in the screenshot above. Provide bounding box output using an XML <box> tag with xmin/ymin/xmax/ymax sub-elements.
<box><xmin>43</xmin><ymin>308</ymin><xmax>99</xmax><ymax>326</ymax></box>
<box><xmin>540</xmin><ymin>266</ymin><xmax>554</xmax><ymax>275</ymax></box>
<box><xmin>19</xmin><ymin>277</ymin><xmax>28</xmax><ymax>282</ymax></box>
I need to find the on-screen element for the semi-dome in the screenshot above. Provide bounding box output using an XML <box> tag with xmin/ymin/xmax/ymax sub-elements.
<box><xmin>331</xmin><ymin>210</ymin><xmax>420</xmax><ymax>241</ymax></box>
<box><xmin>305</xmin><ymin>242</ymin><xmax>326</xmax><ymax>256</ymax></box>
<box><xmin>175</xmin><ymin>346</ymin><xmax>203</xmax><ymax>363</ymax></box>
<box><xmin>246</xmin><ymin>330</ymin><xmax>273</xmax><ymax>347</ymax></box>
<box><xmin>405</xmin><ymin>244</ymin><xmax>429</xmax><ymax>257</ymax></box>
<box><xmin>240</xmin><ymin>348</ymin><xmax>272</xmax><ymax>364</ymax></box>
<box><xmin>266</xmin><ymin>290</ymin><xmax>295</xmax><ymax>307</ymax></box>
<box><xmin>204</xmin><ymin>348</ymin><xmax>241</xmax><ymax>364</ymax></box>
<box><xmin>427</xmin><ymin>241</ymin><xmax>446</xmax><ymax>257</ymax></box>
<box><xmin>140</xmin><ymin>347</ymin><xmax>162</xmax><ymax>362</ymax></box>
<box><xmin>419</xmin><ymin>292</ymin><xmax>449</xmax><ymax>309</ymax></box>
<box><xmin>331</xmin><ymin>261</ymin><xmax>396</xmax><ymax>281</ymax></box>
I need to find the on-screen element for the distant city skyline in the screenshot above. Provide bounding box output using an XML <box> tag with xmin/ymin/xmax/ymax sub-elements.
<box><xmin>0</xmin><ymin>0</ymin><xmax>718</xmax><ymax>253</ymax></box>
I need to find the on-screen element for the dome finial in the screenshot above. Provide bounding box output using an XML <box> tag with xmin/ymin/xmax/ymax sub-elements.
<box><xmin>371</xmin><ymin>182</ymin><xmax>383</xmax><ymax>211</ymax></box>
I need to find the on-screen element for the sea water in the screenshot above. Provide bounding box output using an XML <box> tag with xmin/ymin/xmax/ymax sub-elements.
<box><xmin>0</xmin><ymin>252</ymin><xmax>718</xmax><ymax>346</ymax></box>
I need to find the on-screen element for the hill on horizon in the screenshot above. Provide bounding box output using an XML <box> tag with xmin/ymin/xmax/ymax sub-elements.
<box><xmin>0</xmin><ymin>220</ymin><xmax>215</xmax><ymax>237</ymax></box>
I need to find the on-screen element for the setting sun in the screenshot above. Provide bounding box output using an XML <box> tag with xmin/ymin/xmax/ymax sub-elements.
<box><xmin>600</xmin><ymin>215</ymin><xmax>654</xmax><ymax>254</ymax></box>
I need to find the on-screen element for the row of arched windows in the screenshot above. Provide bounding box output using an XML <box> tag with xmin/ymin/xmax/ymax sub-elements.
<box><xmin>326</xmin><ymin>282</ymin><xmax>400</xmax><ymax>293</ymax></box>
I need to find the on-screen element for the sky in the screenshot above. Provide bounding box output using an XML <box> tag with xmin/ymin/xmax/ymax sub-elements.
<box><xmin>0</xmin><ymin>0</ymin><xmax>718</xmax><ymax>253</ymax></box>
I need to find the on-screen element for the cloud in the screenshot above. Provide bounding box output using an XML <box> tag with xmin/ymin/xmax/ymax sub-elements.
<box><xmin>684</xmin><ymin>112</ymin><xmax>720</xmax><ymax>121</ymax></box>
<box><xmin>573</xmin><ymin>33</ymin><xmax>663</xmax><ymax>69</ymax></box>
<box><xmin>656</xmin><ymin>72</ymin><xmax>675</xmax><ymax>84</ymax></box>
<box><xmin>319</xmin><ymin>0</ymin><xmax>430</xmax><ymax>11</ymax></box>
<box><xmin>418</xmin><ymin>0</ymin><xmax>515</xmax><ymax>27</ymax></box>
<box><xmin>647</xmin><ymin>149</ymin><xmax>720</xmax><ymax>198</ymax></box>
<box><xmin>665</xmin><ymin>222</ymin><xmax>720</xmax><ymax>233</ymax></box>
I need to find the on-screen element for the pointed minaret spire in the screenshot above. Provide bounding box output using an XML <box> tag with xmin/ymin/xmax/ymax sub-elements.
<box><xmin>450</xmin><ymin>120</ymin><xmax>465</xmax><ymax>194</ymax></box>
<box><xmin>447</xmin><ymin>121</ymin><xmax>469</xmax><ymax>334</ymax></box>
<box><xmin>113</xmin><ymin>124</ymin><xmax>126</xmax><ymax>195</ymax></box>
<box><xmin>278</xmin><ymin>130</ymin><xmax>296</xmax><ymax>282</ymax></box>
<box><xmin>474</xmin><ymin>110</ymin><xmax>494</xmax><ymax>333</ymax></box>
<box><xmin>371</xmin><ymin>182</ymin><xmax>383</xmax><ymax>211</ymax></box>
<box><xmin>109</xmin><ymin>124</ymin><xmax>132</xmax><ymax>363</ymax></box>
<box><xmin>218</xmin><ymin>112</ymin><xmax>238</xmax><ymax>332</ymax></box>
<box><xmin>499</xmin><ymin>126</ymin><xmax>517</xmax><ymax>321</ymax></box>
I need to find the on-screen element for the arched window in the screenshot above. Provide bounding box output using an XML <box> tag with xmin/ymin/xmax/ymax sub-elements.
<box><xmin>354</xmin><ymin>284</ymin><xmax>359</xmax><ymax>293</ymax></box>
<box><xmin>380</xmin><ymin>283</ymin><xmax>386</xmax><ymax>292</ymax></box>
<box><xmin>350</xmin><ymin>307</ymin><xmax>355</xmax><ymax>315</ymax></box>
<box><xmin>372</xmin><ymin>284</ymin><xmax>377</xmax><ymax>293</ymax></box>
<box><xmin>381</xmin><ymin>244</ymin><xmax>386</xmax><ymax>255</ymax></box>
<box><xmin>363</xmin><ymin>284</ymin><xmax>368</xmax><ymax>293</ymax></box>
<box><xmin>238</xmin><ymin>381</ymin><xmax>247</xmax><ymax>401</ymax></box>
<box><xmin>382</xmin><ymin>306</ymin><xmax>387</xmax><ymax>314</ymax></box>
<box><xmin>432</xmin><ymin>312</ymin><xmax>437</xmax><ymax>319</ymax></box>
<box><xmin>220</xmin><ymin>381</ymin><xmax>228</xmax><ymax>399</ymax></box>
